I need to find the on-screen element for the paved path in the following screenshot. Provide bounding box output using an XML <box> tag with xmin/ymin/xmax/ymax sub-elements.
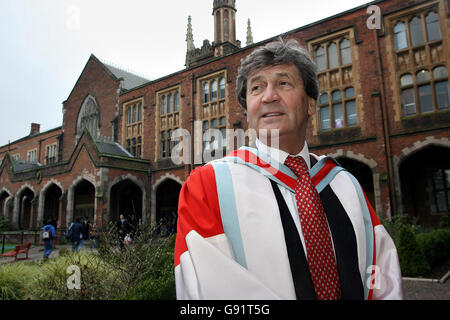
<box><xmin>1</xmin><ymin>244</ymin><xmax>449</xmax><ymax>300</ymax></box>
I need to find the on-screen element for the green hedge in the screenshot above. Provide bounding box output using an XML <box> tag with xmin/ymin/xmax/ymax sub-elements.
<box><xmin>384</xmin><ymin>214</ymin><xmax>450</xmax><ymax>277</ymax></box>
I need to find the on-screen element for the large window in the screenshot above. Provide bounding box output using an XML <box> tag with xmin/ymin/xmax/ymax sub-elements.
<box><xmin>400</xmin><ymin>66</ymin><xmax>449</xmax><ymax>116</ymax></box>
<box><xmin>319</xmin><ymin>87</ymin><xmax>357</xmax><ymax>131</ymax></box>
<box><xmin>124</xmin><ymin>99</ymin><xmax>143</xmax><ymax>158</ymax></box>
<box><xmin>45</xmin><ymin>143</ymin><xmax>57</xmax><ymax>164</ymax></box>
<box><xmin>312</xmin><ymin>33</ymin><xmax>358</xmax><ymax>131</ymax></box>
<box><xmin>159</xmin><ymin>88</ymin><xmax>180</xmax><ymax>159</ymax></box>
<box><xmin>393</xmin><ymin>11</ymin><xmax>441</xmax><ymax>51</ymax></box>
<box><xmin>200</xmin><ymin>73</ymin><xmax>227</xmax><ymax>152</ymax></box>
<box><xmin>391</xmin><ymin>8</ymin><xmax>447</xmax><ymax>117</ymax></box>
<box><xmin>27</xmin><ymin>149</ymin><xmax>37</xmax><ymax>163</ymax></box>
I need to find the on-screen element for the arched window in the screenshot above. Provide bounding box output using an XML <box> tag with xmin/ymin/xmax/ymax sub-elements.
<box><xmin>340</xmin><ymin>39</ymin><xmax>352</xmax><ymax>65</ymax></box>
<box><xmin>416</xmin><ymin>69</ymin><xmax>430</xmax><ymax>83</ymax></box>
<box><xmin>168</xmin><ymin>93</ymin><xmax>173</xmax><ymax>113</ymax></box>
<box><xmin>203</xmin><ymin>82</ymin><xmax>210</xmax><ymax>103</ymax></box>
<box><xmin>174</xmin><ymin>91</ymin><xmax>180</xmax><ymax>111</ymax></box>
<box><xmin>394</xmin><ymin>22</ymin><xmax>408</xmax><ymax>50</ymax></box>
<box><xmin>425</xmin><ymin>11</ymin><xmax>441</xmax><ymax>42</ymax></box>
<box><xmin>332</xmin><ymin>90</ymin><xmax>343</xmax><ymax>128</ymax></box>
<box><xmin>409</xmin><ymin>16</ymin><xmax>425</xmax><ymax>47</ymax></box>
<box><xmin>219</xmin><ymin>77</ymin><xmax>226</xmax><ymax>99</ymax></box>
<box><xmin>345</xmin><ymin>87</ymin><xmax>357</xmax><ymax>126</ymax></box>
<box><xmin>328</xmin><ymin>43</ymin><xmax>338</xmax><ymax>69</ymax></box>
<box><xmin>77</xmin><ymin>96</ymin><xmax>100</xmax><ymax>139</ymax></box>
<box><xmin>400</xmin><ymin>74</ymin><xmax>414</xmax><ymax>86</ymax></box>
<box><xmin>400</xmin><ymin>73</ymin><xmax>416</xmax><ymax>116</ymax></box>
<box><xmin>433</xmin><ymin>66</ymin><xmax>449</xmax><ymax>110</ymax></box>
<box><xmin>315</xmin><ymin>46</ymin><xmax>326</xmax><ymax>71</ymax></box>
<box><xmin>161</xmin><ymin>96</ymin><xmax>166</xmax><ymax>115</ymax></box>
<box><xmin>211</xmin><ymin>80</ymin><xmax>218</xmax><ymax>101</ymax></box>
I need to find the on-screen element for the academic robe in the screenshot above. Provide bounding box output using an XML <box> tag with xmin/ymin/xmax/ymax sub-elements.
<box><xmin>174</xmin><ymin>147</ymin><xmax>403</xmax><ymax>300</ymax></box>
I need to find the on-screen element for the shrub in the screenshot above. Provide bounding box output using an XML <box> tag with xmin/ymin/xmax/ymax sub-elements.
<box><xmin>31</xmin><ymin>224</ymin><xmax>176</xmax><ymax>300</ymax></box>
<box><xmin>0</xmin><ymin>215</ymin><xmax>11</xmax><ymax>232</ymax></box>
<box><xmin>397</xmin><ymin>225</ymin><xmax>430</xmax><ymax>277</ymax></box>
<box><xmin>416</xmin><ymin>228</ymin><xmax>450</xmax><ymax>269</ymax></box>
<box><xmin>0</xmin><ymin>262</ymin><xmax>39</xmax><ymax>300</ymax></box>
<box><xmin>381</xmin><ymin>214</ymin><xmax>423</xmax><ymax>244</ymax></box>
<box><xmin>30</xmin><ymin>252</ymin><xmax>122</xmax><ymax>300</ymax></box>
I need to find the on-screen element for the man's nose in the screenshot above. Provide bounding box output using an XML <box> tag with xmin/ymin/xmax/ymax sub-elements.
<box><xmin>262</xmin><ymin>84</ymin><xmax>280</xmax><ymax>103</ymax></box>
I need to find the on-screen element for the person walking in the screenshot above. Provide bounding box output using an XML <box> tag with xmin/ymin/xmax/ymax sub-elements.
<box><xmin>82</xmin><ymin>217</ymin><xmax>90</xmax><ymax>247</ymax></box>
<box><xmin>41</xmin><ymin>219</ymin><xmax>55</xmax><ymax>259</ymax></box>
<box><xmin>68</xmin><ymin>217</ymin><xmax>85</xmax><ymax>252</ymax></box>
<box><xmin>116</xmin><ymin>214</ymin><xmax>130</xmax><ymax>248</ymax></box>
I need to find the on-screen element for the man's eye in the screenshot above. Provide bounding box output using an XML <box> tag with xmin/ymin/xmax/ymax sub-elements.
<box><xmin>280</xmin><ymin>81</ymin><xmax>290</xmax><ymax>87</ymax></box>
<box><xmin>251</xmin><ymin>85</ymin><xmax>261</xmax><ymax>92</ymax></box>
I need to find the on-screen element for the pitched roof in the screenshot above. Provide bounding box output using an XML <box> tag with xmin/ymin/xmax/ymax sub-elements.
<box><xmin>95</xmin><ymin>139</ymin><xmax>134</xmax><ymax>158</ymax></box>
<box><xmin>12</xmin><ymin>160</ymin><xmax>43</xmax><ymax>172</ymax></box>
<box><xmin>103</xmin><ymin>63</ymin><xmax>149</xmax><ymax>91</ymax></box>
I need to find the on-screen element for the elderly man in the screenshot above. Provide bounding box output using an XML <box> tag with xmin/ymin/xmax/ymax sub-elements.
<box><xmin>174</xmin><ymin>38</ymin><xmax>402</xmax><ymax>300</ymax></box>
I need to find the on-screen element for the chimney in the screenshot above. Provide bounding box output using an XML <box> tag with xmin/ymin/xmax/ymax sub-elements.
<box><xmin>30</xmin><ymin>123</ymin><xmax>40</xmax><ymax>135</ymax></box>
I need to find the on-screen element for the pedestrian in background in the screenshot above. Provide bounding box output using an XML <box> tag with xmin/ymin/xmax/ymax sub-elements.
<box><xmin>41</xmin><ymin>219</ymin><xmax>55</xmax><ymax>259</ymax></box>
<box><xmin>68</xmin><ymin>216</ymin><xmax>85</xmax><ymax>252</ymax></box>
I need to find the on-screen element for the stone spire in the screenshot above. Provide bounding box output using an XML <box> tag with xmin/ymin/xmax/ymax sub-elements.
<box><xmin>186</xmin><ymin>15</ymin><xmax>195</xmax><ymax>52</ymax></box>
<box><xmin>246</xmin><ymin>19</ymin><xmax>253</xmax><ymax>46</ymax></box>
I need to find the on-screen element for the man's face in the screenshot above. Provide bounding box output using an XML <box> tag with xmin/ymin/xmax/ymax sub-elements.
<box><xmin>245</xmin><ymin>63</ymin><xmax>316</xmax><ymax>152</ymax></box>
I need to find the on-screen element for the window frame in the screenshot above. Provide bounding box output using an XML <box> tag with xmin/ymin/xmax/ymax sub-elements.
<box><xmin>198</xmin><ymin>72</ymin><xmax>228</xmax><ymax>155</ymax></box>
<box><xmin>309</xmin><ymin>30</ymin><xmax>358</xmax><ymax>132</ymax></box>
<box><xmin>122</xmin><ymin>98</ymin><xmax>144</xmax><ymax>158</ymax></box>
<box><xmin>157</xmin><ymin>86</ymin><xmax>181</xmax><ymax>160</ymax></box>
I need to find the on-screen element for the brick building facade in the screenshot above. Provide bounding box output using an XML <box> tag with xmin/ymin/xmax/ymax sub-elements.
<box><xmin>1</xmin><ymin>0</ymin><xmax>449</xmax><ymax>232</ymax></box>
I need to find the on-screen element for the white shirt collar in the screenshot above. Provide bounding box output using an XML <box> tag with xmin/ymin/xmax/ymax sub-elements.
<box><xmin>255</xmin><ymin>138</ymin><xmax>311</xmax><ymax>170</ymax></box>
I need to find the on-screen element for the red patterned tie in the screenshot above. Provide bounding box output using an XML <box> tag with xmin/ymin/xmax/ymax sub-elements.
<box><xmin>284</xmin><ymin>155</ymin><xmax>341</xmax><ymax>300</ymax></box>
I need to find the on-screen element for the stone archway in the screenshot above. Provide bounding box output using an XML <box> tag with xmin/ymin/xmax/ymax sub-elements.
<box><xmin>398</xmin><ymin>145</ymin><xmax>450</xmax><ymax>227</ymax></box>
<box><xmin>153</xmin><ymin>177</ymin><xmax>182</xmax><ymax>236</ymax></box>
<box><xmin>109</xmin><ymin>179</ymin><xmax>143</xmax><ymax>229</ymax></box>
<box><xmin>393</xmin><ymin>136</ymin><xmax>450</xmax><ymax>218</ymax></box>
<box><xmin>0</xmin><ymin>188</ymin><xmax>12</xmax><ymax>219</ymax></box>
<box><xmin>16</xmin><ymin>187</ymin><xmax>35</xmax><ymax>230</ymax></box>
<box><xmin>67</xmin><ymin>174</ymin><xmax>97</xmax><ymax>227</ymax></box>
<box><xmin>73</xmin><ymin>180</ymin><xmax>95</xmax><ymax>223</ymax></box>
<box><xmin>38</xmin><ymin>180</ymin><xmax>64</xmax><ymax>227</ymax></box>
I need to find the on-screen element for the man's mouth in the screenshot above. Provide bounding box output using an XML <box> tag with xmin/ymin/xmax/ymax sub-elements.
<box><xmin>262</xmin><ymin>112</ymin><xmax>284</xmax><ymax>118</ymax></box>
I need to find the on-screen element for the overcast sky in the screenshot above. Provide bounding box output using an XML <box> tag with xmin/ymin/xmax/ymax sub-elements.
<box><xmin>0</xmin><ymin>0</ymin><xmax>371</xmax><ymax>147</ymax></box>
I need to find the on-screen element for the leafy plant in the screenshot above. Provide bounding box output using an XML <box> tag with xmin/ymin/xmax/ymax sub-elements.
<box><xmin>397</xmin><ymin>225</ymin><xmax>430</xmax><ymax>277</ymax></box>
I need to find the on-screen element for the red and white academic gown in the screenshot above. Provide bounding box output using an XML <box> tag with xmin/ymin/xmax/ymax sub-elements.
<box><xmin>174</xmin><ymin>144</ymin><xmax>403</xmax><ymax>300</ymax></box>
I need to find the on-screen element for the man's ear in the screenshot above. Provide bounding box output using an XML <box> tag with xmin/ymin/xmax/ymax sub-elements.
<box><xmin>307</xmin><ymin>97</ymin><xmax>317</xmax><ymax>116</ymax></box>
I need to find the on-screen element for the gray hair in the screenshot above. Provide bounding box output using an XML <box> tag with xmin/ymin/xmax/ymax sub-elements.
<box><xmin>236</xmin><ymin>37</ymin><xmax>319</xmax><ymax>109</ymax></box>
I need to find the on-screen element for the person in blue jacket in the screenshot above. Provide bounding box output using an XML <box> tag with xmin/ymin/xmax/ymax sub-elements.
<box><xmin>41</xmin><ymin>219</ymin><xmax>56</xmax><ymax>259</ymax></box>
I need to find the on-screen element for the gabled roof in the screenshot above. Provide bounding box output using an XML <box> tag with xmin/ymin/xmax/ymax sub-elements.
<box><xmin>102</xmin><ymin>63</ymin><xmax>149</xmax><ymax>91</ymax></box>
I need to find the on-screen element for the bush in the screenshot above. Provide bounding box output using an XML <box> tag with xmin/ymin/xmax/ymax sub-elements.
<box><xmin>31</xmin><ymin>224</ymin><xmax>176</xmax><ymax>300</ymax></box>
<box><xmin>381</xmin><ymin>214</ymin><xmax>423</xmax><ymax>244</ymax></box>
<box><xmin>30</xmin><ymin>252</ymin><xmax>122</xmax><ymax>300</ymax></box>
<box><xmin>416</xmin><ymin>228</ymin><xmax>450</xmax><ymax>269</ymax></box>
<box><xmin>397</xmin><ymin>225</ymin><xmax>430</xmax><ymax>277</ymax></box>
<box><xmin>0</xmin><ymin>262</ymin><xmax>39</xmax><ymax>300</ymax></box>
<box><xmin>0</xmin><ymin>215</ymin><xmax>11</xmax><ymax>232</ymax></box>
<box><xmin>96</xmin><ymin>224</ymin><xmax>176</xmax><ymax>300</ymax></box>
